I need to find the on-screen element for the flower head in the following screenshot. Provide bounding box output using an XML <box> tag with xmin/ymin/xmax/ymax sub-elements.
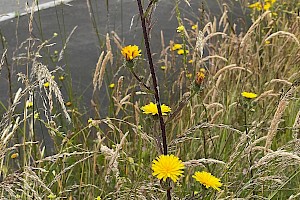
<box><xmin>172</xmin><ymin>43</ymin><xmax>183</xmax><ymax>51</ymax></box>
<box><xmin>193</xmin><ymin>171</ymin><xmax>222</xmax><ymax>191</ymax></box>
<box><xmin>109</xmin><ymin>83</ymin><xmax>115</xmax><ymax>88</ymax></box>
<box><xmin>177</xmin><ymin>49</ymin><xmax>189</xmax><ymax>55</ymax></box>
<box><xmin>11</xmin><ymin>153</ymin><xmax>19</xmax><ymax>159</ymax></box>
<box><xmin>44</xmin><ymin>82</ymin><xmax>50</xmax><ymax>88</ymax></box>
<box><xmin>88</xmin><ymin>118</ymin><xmax>93</xmax><ymax>124</ymax></box>
<box><xmin>65</xmin><ymin>101</ymin><xmax>72</xmax><ymax>107</ymax></box>
<box><xmin>177</xmin><ymin>25</ymin><xmax>185</xmax><ymax>33</ymax></box>
<box><xmin>249</xmin><ymin>2</ymin><xmax>262</xmax><ymax>10</ymax></box>
<box><xmin>195</xmin><ymin>68</ymin><xmax>206</xmax><ymax>86</ymax></box>
<box><xmin>192</xmin><ymin>24</ymin><xmax>198</xmax><ymax>30</ymax></box>
<box><xmin>121</xmin><ymin>45</ymin><xmax>141</xmax><ymax>61</ymax></box>
<box><xmin>141</xmin><ymin>102</ymin><xmax>171</xmax><ymax>115</ymax></box>
<box><xmin>26</xmin><ymin>101</ymin><xmax>33</xmax><ymax>109</ymax></box>
<box><xmin>59</xmin><ymin>75</ymin><xmax>64</xmax><ymax>81</ymax></box>
<box><xmin>160</xmin><ymin>66</ymin><xmax>167</xmax><ymax>70</ymax></box>
<box><xmin>241</xmin><ymin>91</ymin><xmax>258</xmax><ymax>99</ymax></box>
<box><xmin>152</xmin><ymin>154</ymin><xmax>185</xmax><ymax>182</ymax></box>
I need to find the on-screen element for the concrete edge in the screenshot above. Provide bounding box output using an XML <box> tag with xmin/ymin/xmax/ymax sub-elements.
<box><xmin>0</xmin><ymin>0</ymin><xmax>74</xmax><ymax>22</ymax></box>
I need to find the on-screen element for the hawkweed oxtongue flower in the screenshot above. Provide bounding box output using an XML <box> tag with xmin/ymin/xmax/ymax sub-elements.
<box><xmin>171</xmin><ymin>43</ymin><xmax>182</xmax><ymax>51</ymax></box>
<box><xmin>121</xmin><ymin>45</ymin><xmax>141</xmax><ymax>61</ymax></box>
<box><xmin>141</xmin><ymin>102</ymin><xmax>171</xmax><ymax>116</ymax></box>
<box><xmin>193</xmin><ymin>171</ymin><xmax>222</xmax><ymax>191</ymax></box>
<box><xmin>152</xmin><ymin>154</ymin><xmax>185</xmax><ymax>183</ymax></box>
<box><xmin>241</xmin><ymin>91</ymin><xmax>258</xmax><ymax>99</ymax></box>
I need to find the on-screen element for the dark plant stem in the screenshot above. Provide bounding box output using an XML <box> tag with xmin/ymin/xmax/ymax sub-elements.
<box><xmin>136</xmin><ymin>0</ymin><xmax>171</xmax><ymax>199</ymax></box>
<box><xmin>129</xmin><ymin>68</ymin><xmax>152</xmax><ymax>92</ymax></box>
<box><xmin>0</xmin><ymin>31</ymin><xmax>13</xmax><ymax>106</ymax></box>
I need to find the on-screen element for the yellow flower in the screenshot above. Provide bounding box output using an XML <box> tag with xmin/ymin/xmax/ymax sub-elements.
<box><xmin>26</xmin><ymin>101</ymin><xmax>33</xmax><ymax>108</ymax></box>
<box><xmin>47</xmin><ymin>194</ymin><xmax>56</xmax><ymax>199</ymax></box>
<box><xmin>249</xmin><ymin>2</ymin><xmax>262</xmax><ymax>10</ymax></box>
<box><xmin>88</xmin><ymin>118</ymin><xmax>93</xmax><ymax>124</ymax></box>
<box><xmin>53</xmin><ymin>32</ymin><xmax>58</xmax><ymax>37</ymax></box>
<box><xmin>177</xmin><ymin>49</ymin><xmax>189</xmax><ymax>55</ymax></box>
<box><xmin>264</xmin><ymin>2</ymin><xmax>271</xmax><ymax>10</ymax></box>
<box><xmin>265</xmin><ymin>0</ymin><xmax>276</xmax><ymax>3</ymax></box>
<box><xmin>121</xmin><ymin>45</ymin><xmax>141</xmax><ymax>61</ymax></box>
<box><xmin>192</xmin><ymin>24</ymin><xmax>198</xmax><ymax>30</ymax></box>
<box><xmin>265</xmin><ymin>40</ymin><xmax>271</xmax><ymax>44</ymax></box>
<box><xmin>241</xmin><ymin>91</ymin><xmax>258</xmax><ymax>99</ymax></box>
<box><xmin>34</xmin><ymin>113</ymin><xmax>40</xmax><ymax>119</ymax></box>
<box><xmin>193</xmin><ymin>171</ymin><xmax>222</xmax><ymax>191</ymax></box>
<box><xmin>44</xmin><ymin>82</ymin><xmax>50</xmax><ymax>88</ymax></box>
<box><xmin>59</xmin><ymin>76</ymin><xmax>64</xmax><ymax>81</ymax></box>
<box><xmin>188</xmin><ymin>59</ymin><xmax>193</xmax><ymax>63</ymax></box>
<box><xmin>186</xmin><ymin>73</ymin><xmax>192</xmax><ymax>78</ymax></box>
<box><xmin>160</xmin><ymin>66</ymin><xmax>167</xmax><ymax>70</ymax></box>
<box><xmin>95</xmin><ymin>196</ymin><xmax>101</xmax><ymax>200</ymax></box>
<box><xmin>11</xmin><ymin>153</ymin><xmax>19</xmax><ymax>159</ymax></box>
<box><xmin>172</xmin><ymin>43</ymin><xmax>182</xmax><ymax>51</ymax></box>
<box><xmin>109</xmin><ymin>83</ymin><xmax>115</xmax><ymax>88</ymax></box>
<box><xmin>152</xmin><ymin>154</ymin><xmax>185</xmax><ymax>182</ymax></box>
<box><xmin>141</xmin><ymin>102</ymin><xmax>171</xmax><ymax>115</ymax></box>
<box><xmin>177</xmin><ymin>25</ymin><xmax>185</xmax><ymax>33</ymax></box>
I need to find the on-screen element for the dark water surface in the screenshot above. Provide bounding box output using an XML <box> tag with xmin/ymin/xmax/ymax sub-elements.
<box><xmin>0</xmin><ymin>0</ymin><xmax>250</xmax><ymax>152</ymax></box>
<box><xmin>0</xmin><ymin>0</ymin><xmax>249</xmax><ymax>113</ymax></box>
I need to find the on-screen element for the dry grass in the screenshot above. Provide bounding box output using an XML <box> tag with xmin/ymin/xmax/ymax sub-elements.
<box><xmin>0</xmin><ymin>0</ymin><xmax>300</xmax><ymax>199</ymax></box>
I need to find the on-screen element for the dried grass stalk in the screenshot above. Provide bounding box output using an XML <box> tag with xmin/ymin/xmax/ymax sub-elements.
<box><xmin>265</xmin><ymin>31</ymin><xmax>300</xmax><ymax>46</ymax></box>
<box><xmin>93</xmin><ymin>51</ymin><xmax>105</xmax><ymax>91</ymax></box>
<box><xmin>106</xmin><ymin>33</ymin><xmax>113</xmax><ymax>65</ymax></box>
<box><xmin>265</xmin><ymin>85</ymin><xmax>299</xmax><ymax>153</ymax></box>
<box><xmin>97</xmin><ymin>51</ymin><xmax>112</xmax><ymax>90</ymax></box>
<box><xmin>183</xmin><ymin>158</ymin><xmax>225</xmax><ymax>167</ymax></box>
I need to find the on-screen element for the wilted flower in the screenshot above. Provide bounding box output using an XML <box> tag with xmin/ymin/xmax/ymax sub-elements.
<box><xmin>65</xmin><ymin>101</ymin><xmax>72</xmax><ymax>107</ymax></box>
<box><xmin>195</xmin><ymin>68</ymin><xmax>206</xmax><ymax>86</ymax></box>
<box><xmin>11</xmin><ymin>153</ymin><xmax>19</xmax><ymax>159</ymax></box>
<box><xmin>152</xmin><ymin>154</ymin><xmax>185</xmax><ymax>182</ymax></box>
<box><xmin>193</xmin><ymin>171</ymin><xmax>222</xmax><ymax>191</ymax></box>
<box><xmin>121</xmin><ymin>45</ymin><xmax>141</xmax><ymax>61</ymax></box>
